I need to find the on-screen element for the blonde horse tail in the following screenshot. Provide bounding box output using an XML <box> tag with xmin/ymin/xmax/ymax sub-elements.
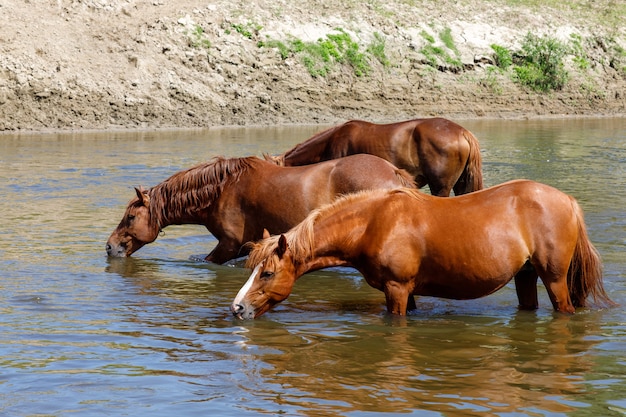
<box><xmin>455</xmin><ymin>130</ymin><xmax>484</xmax><ymax>195</ymax></box>
<box><xmin>567</xmin><ymin>198</ymin><xmax>616</xmax><ymax>308</ymax></box>
<box><xmin>394</xmin><ymin>167</ymin><xmax>418</xmax><ymax>189</ymax></box>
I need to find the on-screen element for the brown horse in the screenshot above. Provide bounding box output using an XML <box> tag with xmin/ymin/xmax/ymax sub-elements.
<box><xmin>270</xmin><ymin>117</ymin><xmax>483</xmax><ymax>196</ymax></box>
<box><xmin>105</xmin><ymin>154</ymin><xmax>416</xmax><ymax>264</ymax></box>
<box><xmin>231</xmin><ymin>180</ymin><xmax>615</xmax><ymax>319</ymax></box>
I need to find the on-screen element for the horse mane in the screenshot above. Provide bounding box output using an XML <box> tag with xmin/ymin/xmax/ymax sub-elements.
<box><xmin>281</xmin><ymin>125</ymin><xmax>339</xmax><ymax>160</ymax></box>
<box><xmin>148</xmin><ymin>156</ymin><xmax>261</xmax><ymax>227</ymax></box>
<box><xmin>245</xmin><ymin>187</ymin><xmax>426</xmax><ymax>269</ymax></box>
<box><xmin>262</xmin><ymin>153</ymin><xmax>284</xmax><ymax>166</ymax></box>
<box><xmin>244</xmin><ymin>213</ymin><xmax>315</xmax><ymax>269</ymax></box>
<box><xmin>395</xmin><ymin>168</ymin><xmax>418</xmax><ymax>189</ymax></box>
<box><xmin>393</xmin><ymin>187</ymin><xmax>428</xmax><ymax>201</ymax></box>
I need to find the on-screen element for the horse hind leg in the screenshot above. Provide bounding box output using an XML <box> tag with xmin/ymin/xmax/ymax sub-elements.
<box><xmin>427</xmin><ymin>178</ymin><xmax>455</xmax><ymax>197</ymax></box>
<box><xmin>415</xmin><ymin>161</ymin><xmax>455</xmax><ymax>197</ymax></box>
<box><xmin>543</xmin><ymin>275</ymin><xmax>575</xmax><ymax>313</ymax></box>
<box><xmin>514</xmin><ymin>261</ymin><xmax>539</xmax><ymax>310</ymax></box>
<box><xmin>425</xmin><ymin>169</ymin><xmax>460</xmax><ymax>197</ymax></box>
<box><xmin>452</xmin><ymin>179</ymin><xmax>466</xmax><ymax>196</ymax></box>
<box><xmin>533</xmin><ymin>260</ymin><xmax>576</xmax><ymax>314</ymax></box>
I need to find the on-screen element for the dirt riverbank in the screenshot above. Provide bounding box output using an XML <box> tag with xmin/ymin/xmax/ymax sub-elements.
<box><xmin>0</xmin><ymin>0</ymin><xmax>624</xmax><ymax>131</ymax></box>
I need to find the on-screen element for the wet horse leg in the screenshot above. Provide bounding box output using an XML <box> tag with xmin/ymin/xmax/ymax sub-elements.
<box><xmin>534</xmin><ymin>259</ymin><xmax>576</xmax><ymax>314</ymax></box>
<box><xmin>542</xmin><ymin>275</ymin><xmax>575</xmax><ymax>313</ymax></box>
<box><xmin>514</xmin><ymin>263</ymin><xmax>539</xmax><ymax>310</ymax></box>
<box><xmin>384</xmin><ymin>281</ymin><xmax>411</xmax><ymax>315</ymax></box>
<box><xmin>407</xmin><ymin>294</ymin><xmax>417</xmax><ymax>311</ymax></box>
<box><xmin>205</xmin><ymin>239</ymin><xmax>245</xmax><ymax>264</ymax></box>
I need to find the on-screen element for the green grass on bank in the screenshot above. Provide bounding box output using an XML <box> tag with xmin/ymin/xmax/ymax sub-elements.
<box><xmin>185</xmin><ymin>0</ymin><xmax>625</xmax><ymax>93</ymax></box>
<box><xmin>258</xmin><ymin>28</ymin><xmax>391</xmax><ymax>78</ymax></box>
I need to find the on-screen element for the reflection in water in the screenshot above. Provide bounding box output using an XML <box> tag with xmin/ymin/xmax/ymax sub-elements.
<box><xmin>233</xmin><ymin>311</ymin><xmax>602</xmax><ymax>416</ymax></box>
<box><xmin>0</xmin><ymin>119</ymin><xmax>624</xmax><ymax>416</ymax></box>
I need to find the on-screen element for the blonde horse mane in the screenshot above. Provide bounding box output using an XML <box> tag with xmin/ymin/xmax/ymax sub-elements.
<box><xmin>148</xmin><ymin>156</ymin><xmax>261</xmax><ymax>226</ymax></box>
<box><xmin>245</xmin><ymin>209</ymin><xmax>319</xmax><ymax>269</ymax></box>
<box><xmin>262</xmin><ymin>153</ymin><xmax>284</xmax><ymax>166</ymax></box>
<box><xmin>245</xmin><ymin>187</ymin><xmax>425</xmax><ymax>269</ymax></box>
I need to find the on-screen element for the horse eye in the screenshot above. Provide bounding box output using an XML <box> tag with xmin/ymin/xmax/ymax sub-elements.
<box><xmin>127</xmin><ymin>214</ymin><xmax>135</xmax><ymax>222</ymax></box>
<box><xmin>260</xmin><ymin>271</ymin><xmax>274</xmax><ymax>279</ymax></box>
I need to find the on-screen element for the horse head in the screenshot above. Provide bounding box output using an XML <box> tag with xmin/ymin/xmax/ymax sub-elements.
<box><xmin>231</xmin><ymin>232</ymin><xmax>297</xmax><ymax>319</ymax></box>
<box><xmin>106</xmin><ymin>187</ymin><xmax>161</xmax><ymax>257</ymax></box>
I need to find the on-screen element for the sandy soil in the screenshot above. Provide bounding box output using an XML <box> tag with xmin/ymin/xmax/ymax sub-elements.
<box><xmin>0</xmin><ymin>0</ymin><xmax>624</xmax><ymax>131</ymax></box>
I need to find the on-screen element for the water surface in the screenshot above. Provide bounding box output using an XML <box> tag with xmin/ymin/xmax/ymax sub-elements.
<box><xmin>0</xmin><ymin>118</ymin><xmax>624</xmax><ymax>416</ymax></box>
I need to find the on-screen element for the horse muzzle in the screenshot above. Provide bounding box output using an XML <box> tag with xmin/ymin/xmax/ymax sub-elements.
<box><xmin>231</xmin><ymin>302</ymin><xmax>255</xmax><ymax>320</ymax></box>
<box><xmin>106</xmin><ymin>241</ymin><xmax>127</xmax><ymax>257</ymax></box>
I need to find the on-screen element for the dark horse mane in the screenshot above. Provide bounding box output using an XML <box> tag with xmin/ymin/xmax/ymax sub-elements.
<box><xmin>265</xmin><ymin>124</ymin><xmax>341</xmax><ymax>165</ymax></box>
<box><xmin>281</xmin><ymin>125</ymin><xmax>340</xmax><ymax>161</ymax></box>
<box><xmin>147</xmin><ymin>156</ymin><xmax>261</xmax><ymax>228</ymax></box>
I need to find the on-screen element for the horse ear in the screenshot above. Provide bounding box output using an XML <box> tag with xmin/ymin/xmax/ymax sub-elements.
<box><xmin>262</xmin><ymin>228</ymin><xmax>271</xmax><ymax>239</ymax></box>
<box><xmin>134</xmin><ymin>186</ymin><xmax>150</xmax><ymax>206</ymax></box>
<box><xmin>277</xmin><ymin>234</ymin><xmax>288</xmax><ymax>257</ymax></box>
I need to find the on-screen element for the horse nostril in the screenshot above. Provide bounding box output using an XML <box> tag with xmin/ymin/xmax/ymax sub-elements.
<box><xmin>231</xmin><ymin>304</ymin><xmax>244</xmax><ymax>315</ymax></box>
<box><xmin>106</xmin><ymin>243</ymin><xmax>112</xmax><ymax>254</ymax></box>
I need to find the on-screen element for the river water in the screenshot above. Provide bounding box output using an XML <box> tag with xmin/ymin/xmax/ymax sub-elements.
<box><xmin>0</xmin><ymin>118</ymin><xmax>624</xmax><ymax>416</ymax></box>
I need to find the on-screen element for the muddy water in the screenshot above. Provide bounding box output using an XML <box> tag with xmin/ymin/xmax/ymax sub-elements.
<box><xmin>0</xmin><ymin>118</ymin><xmax>624</xmax><ymax>416</ymax></box>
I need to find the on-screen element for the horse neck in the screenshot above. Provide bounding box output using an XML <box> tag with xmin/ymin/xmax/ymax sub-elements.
<box><xmin>283</xmin><ymin>126</ymin><xmax>339</xmax><ymax>165</ymax></box>
<box><xmin>294</xmin><ymin>210</ymin><xmax>363</xmax><ymax>276</ymax></box>
<box><xmin>149</xmin><ymin>180</ymin><xmax>221</xmax><ymax>228</ymax></box>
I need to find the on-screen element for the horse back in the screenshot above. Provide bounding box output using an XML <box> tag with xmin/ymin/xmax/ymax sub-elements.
<box><xmin>344</xmin><ymin>118</ymin><xmax>472</xmax><ymax>180</ymax></box>
<box><xmin>414</xmin><ymin>180</ymin><xmax>577</xmax><ymax>238</ymax></box>
<box><xmin>283</xmin><ymin>120</ymin><xmax>413</xmax><ymax>166</ymax></box>
<box><xmin>357</xmin><ymin>181</ymin><xmax>580</xmax><ymax>297</ymax></box>
<box><xmin>327</xmin><ymin>154</ymin><xmax>417</xmax><ymax>193</ymax></box>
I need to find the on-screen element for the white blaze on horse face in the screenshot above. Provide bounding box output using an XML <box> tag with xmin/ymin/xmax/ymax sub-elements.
<box><xmin>233</xmin><ymin>262</ymin><xmax>264</xmax><ymax>307</ymax></box>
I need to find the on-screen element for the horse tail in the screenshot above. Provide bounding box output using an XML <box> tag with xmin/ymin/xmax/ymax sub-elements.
<box><xmin>455</xmin><ymin>130</ymin><xmax>484</xmax><ymax>195</ymax></box>
<box><xmin>567</xmin><ymin>198</ymin><xmax>616</xmax><ymax>308</ymax></box>
<box><xmin>394</xmin><ymin>167</ymin><xmax>418</xmax><ymax>189</ymax></box>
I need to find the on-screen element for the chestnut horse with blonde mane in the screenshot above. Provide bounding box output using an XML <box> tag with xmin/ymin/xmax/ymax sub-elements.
<box><xmin>106</xmin><ymin>154</ymin><xmax>415</xmax><ymax>264</ymax></box>
<box><xmin>232</xmin><ymin>180</ymin><xmax>615</xmax><ymax>318</ymax></box>
<box><xmin>271</xmin><ymin>117</ymin><xmax>483</xmax><ymax>196</ymax></box>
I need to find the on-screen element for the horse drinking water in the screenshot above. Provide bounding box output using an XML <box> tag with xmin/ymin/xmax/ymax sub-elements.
<box><xmin>232</xmin><ymin>180</ymin><xmax>614</xmax><ymax>318</ymax></box>
<box><xmin>106</xmin><ymin>154</ymin><xmax>415</xmax><ymax>264</ymax></box>
<box><xmin>271</xmin><ymin>117</ymin><xmax>483</xmax><ymax>197</ymax></box>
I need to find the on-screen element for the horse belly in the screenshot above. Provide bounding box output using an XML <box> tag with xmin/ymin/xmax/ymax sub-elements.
<box><xmin>414</xmin><ymin>269</ymin><xmax>517</xmax><ymax>300</ymax></box>
<box><xmin>413</xmin><ymin>241</ymin><xmax>529</xmax><ymax>300</ymax></box>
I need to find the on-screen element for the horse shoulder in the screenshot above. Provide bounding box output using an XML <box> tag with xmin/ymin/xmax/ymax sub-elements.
<box><xmin>363</xmin><ymin>193</ymin><xmax>427</xmax><ymax>264</ymax></box>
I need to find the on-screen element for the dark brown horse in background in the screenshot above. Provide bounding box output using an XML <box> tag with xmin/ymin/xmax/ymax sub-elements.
<box><xmin>106</xmin><ymin>154</ymin><xmax>416</xmax><ymax>264</ymax></box>
<box><xmin>270</xmin><ymin>117</ymin><xmax>483</xmax><ymax>196</ymax></box>
<box><xmin>232</xmin><ymin>180</ymin><xmax>615</xmax><ymax>319</ymax></box>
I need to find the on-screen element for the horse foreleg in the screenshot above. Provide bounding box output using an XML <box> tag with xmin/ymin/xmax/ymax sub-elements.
<box><xmin>205</xmin><ymin>239</ymin><xmax>245</xmax><ymax>264</ymax></box>
<box><xmin>514</xmin><ymin>267</ymin><xmax>539</xmax><ymax>310</ymax></box>
<box><xmin>384</xmin><ymin>281</ymin><xmax>411</xmax><ymax>315</ymax></box>
<box><xmin>407</xmin><ymin>294</ymin><xmax>417</xmax><ymax>312</ymax></box>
